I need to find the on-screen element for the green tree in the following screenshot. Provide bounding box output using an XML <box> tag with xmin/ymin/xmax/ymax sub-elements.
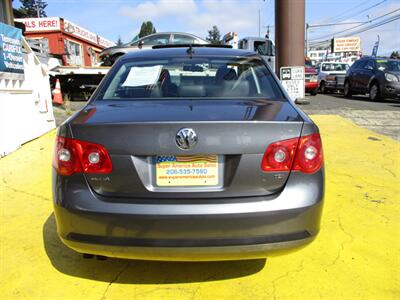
<box><xmin>206</xmin><ymin>25</ymin><xmax>221</xmax><ymax>45</ymax></box>
<box><xmin>116</xmin><ymin>36</ymin><xmax>124</xmax><ymax>46</ymax></box>
<box><xmin>390</xmin><ymin>51</ymin><xmax>399</xmax><ymax>59</ymax></box>
<box><xmin>138</xmin><ymin>21</ymin><xmax>156</xmax><ymax>38</ymax></box>
<box><xmin>16</xmin><ymin>0</ymin><xmax>48</xmax><ymax>17</ymax></box>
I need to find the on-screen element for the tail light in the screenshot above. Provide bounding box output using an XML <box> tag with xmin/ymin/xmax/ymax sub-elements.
<box><xmin>261</xmin><ymin>133</ymin><xmax>323</xmax><ymax>174</ymax></box>
<box><xmin>53</xmin><ymin>136</ymin><xmax>112</xmax><ymax>176</ymax></box>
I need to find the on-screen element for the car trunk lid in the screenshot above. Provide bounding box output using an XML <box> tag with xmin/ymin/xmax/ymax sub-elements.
<box><xmin>69</xmin><ymin>100</ymin><xmax>304</xmax><ymax>199</ymax></box>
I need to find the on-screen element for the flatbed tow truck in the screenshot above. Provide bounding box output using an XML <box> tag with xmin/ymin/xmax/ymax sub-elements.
<box><xmin>49</xmin><ymin>66</ymin><xmax>111</xmax><ymax>101</ymax></box>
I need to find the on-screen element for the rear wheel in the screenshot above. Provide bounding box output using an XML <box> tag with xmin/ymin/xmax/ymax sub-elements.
<box><xmin>344</xmin><ymin>81</ymin><xmax>352</xmax><ymax>98</ymax></box>
<box><xmin>310</xmin><ymin>89</ymin><xmax>318</xmax><ymax>96</ymax></box>
<box><xmin>369</xmin><ymin>82</ymin><xmax>382</xmax><ymax>101</ymax></box>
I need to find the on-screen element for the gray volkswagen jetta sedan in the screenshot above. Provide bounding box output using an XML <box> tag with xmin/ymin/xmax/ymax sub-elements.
<box><xmin>52</xmin><ymin>45</ymin><xmax>324</xmax><ymax>261</ymax></box>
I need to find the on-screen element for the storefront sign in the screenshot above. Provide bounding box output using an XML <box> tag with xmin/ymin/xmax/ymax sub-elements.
<box><xmin>0</xmin><ymin>22</ymin><xmax>24</xmax><ymax>79</ymax></box>
<box><xmin>332</xmin><ymin>37</ymin><xmax>361</xmax><ymax>53</ymax></box>
<box><xmin>15</xmin><ymin>17</ymin><xmax>60</xmax><ymax>32</ymax></box>
<box><xmin>97</xmin><ymin>36</ymin><xmax>116</xmax><ymax>48</ymax></box>
<box><xmin>64</xmin><ymin>20</ymin><xmax>98</xmax><ymax>44</ymax></box>
<box><xmin>280</xmin><ymin>66</ymin><xmax>304</xmax><ymax>101</ymax></box>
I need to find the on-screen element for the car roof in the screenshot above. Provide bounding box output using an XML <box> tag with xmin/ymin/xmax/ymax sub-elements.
<box><xmin>360</xmin><ymin>56</ymin><xmax>395</xmax><ymax>61</ymax></box>
<box><xmin>138</xmin><ymin>32</ymin><xmax>207</xmax><ymax>41</ymax></box>
<box><xmin>120</xmin><ymin>46</ymin><xmax>257</xmax><ymax>60</ymax></box>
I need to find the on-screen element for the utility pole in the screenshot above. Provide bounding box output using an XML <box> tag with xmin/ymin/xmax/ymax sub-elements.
<box><xmin>36</xmin><ymin>3</ymin><xmax>40</xmax><ymax>18</ymax></box>
<box><xmin>258</xmin><ymin>9</ymin><xmax>261</xmax><ymax>37</ymax></box>
<box><xmin>305</xmin><ymin>23</ymin><xmax>309</xmax><ymax>57</ymax></box>
<box><xmin>275</xmin><ymin>0</ymin><xmax>305</xmax><ymax>76</ymax></box>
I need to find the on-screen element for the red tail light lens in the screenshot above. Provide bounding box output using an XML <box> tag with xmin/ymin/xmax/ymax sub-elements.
<box><xmin>53</xmin><ymin>136</ymin><xmax>112</xmax><ymax>176</ymax></box>
<box><xmin>292</xmin><ymin>133</ymin><xmax>323</xmax><ymax>174</ymax></box>
<box><xmin>261</xmin><ymin>133</ymin><xmax>323</xmax><ymax>174</ymax></box>
<box><xmin>261</xmin><ymin>137</ymin><xmax>298</xmax><ymax>172</ymax></box>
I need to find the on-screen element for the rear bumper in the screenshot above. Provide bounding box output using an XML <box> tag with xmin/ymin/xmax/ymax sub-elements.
<box><xmin>53</xmin><ymin>170</ymin><xmax>324</xmax><ymax>261</ymax></box>
<box><xmin>305</xmin><ymin>81</ymin><xmax>318</xmax><ymax>92</ymax></box>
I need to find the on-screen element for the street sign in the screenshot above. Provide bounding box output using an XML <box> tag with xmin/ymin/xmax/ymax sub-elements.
<box><xmin>280</xmin><ymin>66</ymin><xmax>304</xmax><ymax>101</ymax></box>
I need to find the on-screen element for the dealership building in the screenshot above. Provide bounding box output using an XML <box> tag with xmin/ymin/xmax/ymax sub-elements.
<box><xmin>14</xmin><ymin>17</ymin><xmax>115</xmax><ymax>67</ymax></box>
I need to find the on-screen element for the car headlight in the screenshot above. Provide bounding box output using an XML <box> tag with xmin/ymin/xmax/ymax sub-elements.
<box><xmin>385</xmin><ymin>73</ymin><xmax>399</xmax><ymax>82</ymax></box>
<box><xmin>310</xmin><ymin>75</ymin><xmax>318</xmax><ymax>82</ymax></box>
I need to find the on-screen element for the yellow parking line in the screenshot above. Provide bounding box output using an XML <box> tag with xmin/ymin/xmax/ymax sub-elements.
<box><xmin>0</xmin><ymin>115</ymin><xmax>399</xmax><ymax>300</ymax></box>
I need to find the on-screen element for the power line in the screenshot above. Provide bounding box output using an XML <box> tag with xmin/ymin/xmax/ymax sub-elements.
<box><xmin>308</xmin><ymin>21</ymin><xmax>369</xmax><ymax>28</ymax></box>
<box><xmin>344</xmin><ymin>14</ymin><xmax>400</xmax><ymax>36</ymax></box>
<box><xmin>309</xmin><ymin>8</ymin><xmax>400</xmax><ymax>41</ymax></box>
<box><xmin>328</xmin><ymin>0</ymin><xmax>387</xmax><ymax>24</ymax></box>
<box><xmin>315</xmin><ymin>0</ymin><xmax>374</xmax><ymax>24</ymax></box>
<box><xmin>309</xmin><ymin>13</ymin><xmax>400</xmax><ymax>45</ymax></box>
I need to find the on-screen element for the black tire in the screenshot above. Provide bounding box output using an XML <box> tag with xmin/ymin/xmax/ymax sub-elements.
<box><xmin>369</xmin><ymin>82</ymin><xmax>382</xmax><ymax>101</ymax></box>
<box><xmin>320</xmin><ymin>81</ymin><xmax>326</xmax><ymax>94</ymax></box>
<box><xmin>344</xmin><ymin>81</ymin><xmax>352</xmax><ymax>98</ymax></box>
<box><xmin>310</xmin><ymin>89</ymin><xmax>318</xmax><ymax>96</ymax></box>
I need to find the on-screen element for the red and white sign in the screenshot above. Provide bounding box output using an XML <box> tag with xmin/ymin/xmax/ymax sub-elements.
<box><xmin>98</xmin><ymin>36</ymin><xmax>116</xmax><ymax>48</ymax></box>
<box><xmin>15</xmin><ymin>17</ymin><xmax>60</xmax><ymax>32</ymax></box>
<box><xmin>333</xmin><ymin>37</ymin><xmax>361</xmax><ymax>53</ymax></box>
<box><xmin>63</xmin><ymin>20</ymin><xmax>98</xmax><ymax>44</ymax></box>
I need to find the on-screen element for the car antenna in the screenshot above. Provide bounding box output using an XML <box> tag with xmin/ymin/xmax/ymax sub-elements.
<box><xmin>186</xmin><ymin>44</ymin><xmax>194</xmax><ymax>57</ymax></box>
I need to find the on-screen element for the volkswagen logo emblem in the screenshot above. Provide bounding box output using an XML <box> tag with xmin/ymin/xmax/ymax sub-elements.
<box><xmin>175</xmin><ymin>128</ymin><xmax>198</xmax><ymax>150</ymax></box>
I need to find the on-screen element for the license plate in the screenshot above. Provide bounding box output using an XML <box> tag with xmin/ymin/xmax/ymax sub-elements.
<box><xmin>156</xmin><ymin>155</ymin><xmax>218</xmax><ymax>187</ymax></box>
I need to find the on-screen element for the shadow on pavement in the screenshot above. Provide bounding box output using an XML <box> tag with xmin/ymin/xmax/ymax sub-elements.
<box><xmin>43</xmin><ymin>213</ymin><xmax>266</xmax><ymax>284</ymax></box>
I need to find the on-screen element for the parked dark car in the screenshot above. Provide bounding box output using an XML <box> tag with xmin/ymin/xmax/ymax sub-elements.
<box><xmin>99</xmin><ymin>32</ymin><xmax>208</xmax><ymax>66</ymax></box>
<box><xmin>344</xmin><ymin>57</ymin><xmax>400</xmax><ymax>101</ymax></box>
<box><xmin>53</xmin><ymin>45</ymin><xmax>324</xmax><ymax>261</ymax></box>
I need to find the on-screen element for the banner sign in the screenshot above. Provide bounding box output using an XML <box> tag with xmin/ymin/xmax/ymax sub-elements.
<box><xmin>280</xmin><ymin>66</ymin><xmax>305</xmax><ymax>102</ymax></box>
<box><xmin>15</xmin><ymin>17</ymin><xmax>61</xmax><ymax>32</ymax></box>
<box><xmin>0</xmin><ymin>22</ymin><xmax>24</xmax><ymax>80</ymax></box>
<box><xmin>64</xmin><ymin>20</ymin><xmax>98</xmax><ymax>44</ymax></box>
<box><xmin>97</xmin><ymin>36</ymin><xmax>116</xmax><ymax>48</ymax></box>
<box><xmin>371</xmin><ymin>36</ymin><xmax>380</xmax><ymax>57</ymax></box>
<box><xmin>332</xmin><ymin>37</ymin><xmax>361</xmax><ymax>53</ymax></box>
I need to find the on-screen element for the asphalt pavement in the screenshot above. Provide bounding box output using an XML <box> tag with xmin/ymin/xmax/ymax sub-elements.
<box><xmin>302</xmin><ymin>93</ymin><xmax>400</xmax><ymax>140</ymax></box>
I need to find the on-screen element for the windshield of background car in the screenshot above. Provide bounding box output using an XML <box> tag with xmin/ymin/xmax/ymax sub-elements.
<box><xmin>375</xmin><ymin>60</ymin><xmax>400</xmax><ymax>71</ymax></box>
<box><xmin>97</xmin><ymin>56</ymin><xmax>285</xmax><ymax>100</ymax></box>
<box><xmin>322</xmin><ymin>63</ymin><xmax>349</xmax><ymax>72</ymax></box>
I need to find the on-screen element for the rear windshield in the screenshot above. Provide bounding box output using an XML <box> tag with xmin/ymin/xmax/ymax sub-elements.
<box><xmin>96</xmin><ymin>56</ymin><xmax>284</xmax><ymax>100</ymax></box>
<box><xmin>322</xmin><ymin>63</ymin><xmax>349</xmax><ymax>72</ymax></box>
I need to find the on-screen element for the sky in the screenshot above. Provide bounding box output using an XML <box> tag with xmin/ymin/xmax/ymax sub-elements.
<box><xmin>14</xmin><ymin>0</ymin><xmax>400</xmax><ymax>55</ymax></box>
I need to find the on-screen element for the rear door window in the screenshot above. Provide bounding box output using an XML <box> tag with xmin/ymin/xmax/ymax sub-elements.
<box><xmin>364</xmin><ymin>60</ymin><xmax>374</xmax><ymax>70</ymax></box>
<box><xmin>172</xmin><ymin>34</ymin><xmax>196</xmax><ymax>44</ymax></box>
<box><xmin>141</xmin><ymin>34</ymin><xmax>170</xmax><ymax>46</ymax></box>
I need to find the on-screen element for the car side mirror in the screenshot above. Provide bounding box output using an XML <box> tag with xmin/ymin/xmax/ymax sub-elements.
<box><xmin>138</xmin><ymin>40</ymin><xmax>144</xmax><ymax>49</ymax></box>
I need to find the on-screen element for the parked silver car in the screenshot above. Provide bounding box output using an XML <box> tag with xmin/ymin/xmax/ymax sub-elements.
<box><xmin>53</xmin><ymin>45</ymin><xmax>325</xmax><ymax>261</ymax></box>
<box><xmin>99</xmin><ymin>32</ymin><xmax>208</xmax><ymax>66</ymax></box>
